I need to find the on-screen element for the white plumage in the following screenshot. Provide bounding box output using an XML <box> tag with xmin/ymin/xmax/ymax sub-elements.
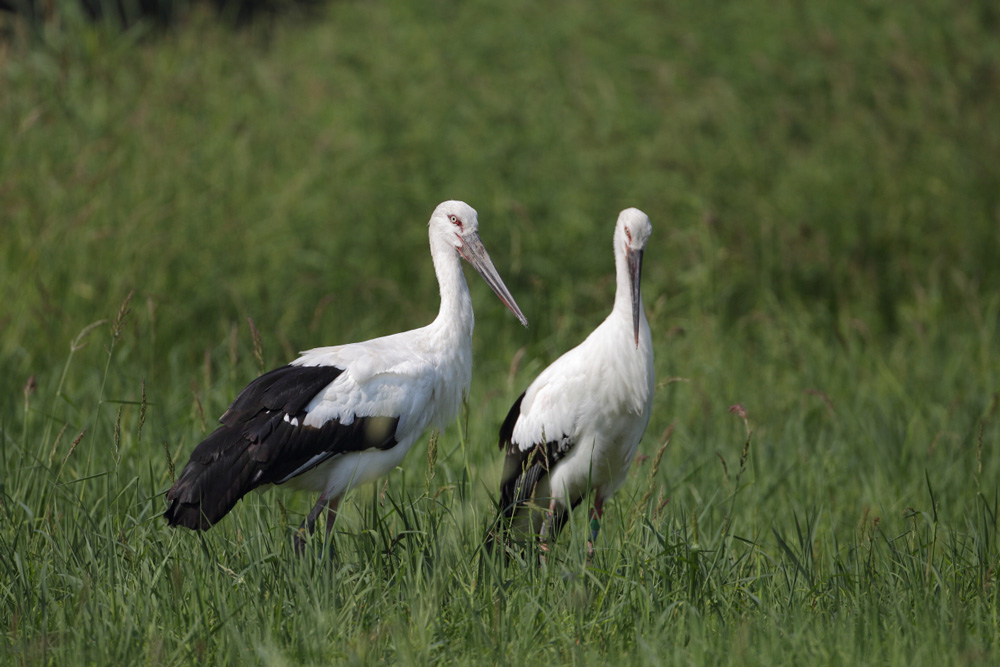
<box><xmin>165</xmin><ymin>200</ymin><xmax>527</xmax><ymax>548</ymax></box>
<box><xmin>493</xmin><ymin>208</ymin><xmax>654</xmax><ymax>554</ymax></box>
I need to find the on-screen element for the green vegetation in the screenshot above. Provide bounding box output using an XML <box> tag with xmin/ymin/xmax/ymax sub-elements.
<box><xmin>2</xmin><ymin>0</ymin><xmax>998</xmax><ymax>663</ymax></box>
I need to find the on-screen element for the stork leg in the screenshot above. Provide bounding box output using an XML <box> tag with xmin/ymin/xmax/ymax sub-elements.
<box><xmin>587</xmin><ymin>492</ymin><xmax>605</xmax><ymax>560</ymax></box>
<box><xmin>295</xmin><ymin>493</ymin><xmax>339</xmax><ymax>556</ymax></box>
<box><xmin>537</xmin><ymin>497</ymin><xmax>558</xmax><ymax>564</ymax></box>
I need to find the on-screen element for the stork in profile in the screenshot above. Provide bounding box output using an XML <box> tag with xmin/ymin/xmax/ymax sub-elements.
<box><xmin>491</xmin><ymin>208</ymin><xmax>654</xmax><ymax>557</ymax></box>
<box><xmin>164</xmin><ymin>200</ymin><xmax>527</xmax><ymax>550</ymax></box>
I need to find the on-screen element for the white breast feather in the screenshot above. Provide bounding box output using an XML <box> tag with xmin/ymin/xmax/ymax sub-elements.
<box><xmin>512</xmin><ymin>316</ymin><xmax>653</xmax><ymax>455</ymax></box>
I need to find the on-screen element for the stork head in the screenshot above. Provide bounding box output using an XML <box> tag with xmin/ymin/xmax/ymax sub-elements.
<box><xmin>614</xmin><ymin>208</ymin><xmax>652</xmax><ymax>347</ymax></box>
<box><xmin>430</xmin><ymin>200</ymin><xmax>528</xmax><ymax>327</ymax></box>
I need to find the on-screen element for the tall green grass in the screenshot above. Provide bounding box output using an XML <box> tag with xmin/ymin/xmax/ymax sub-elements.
<box><xmin>2</xmin><ymin>0</ymin><xmax>999</xmax><ymax>663</ymax></box>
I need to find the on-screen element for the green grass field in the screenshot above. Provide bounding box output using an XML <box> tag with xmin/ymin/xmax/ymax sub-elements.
<box><xmin>2</xmin><ymin>0</ymin><xmax>999</xmax><ymax>663</ymax></box>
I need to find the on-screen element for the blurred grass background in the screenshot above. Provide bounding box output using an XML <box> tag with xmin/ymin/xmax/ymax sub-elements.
<box><xmin>1</xmin><ymin>0</ymin><xmax>999</xmax><ymax>664</ymax></box>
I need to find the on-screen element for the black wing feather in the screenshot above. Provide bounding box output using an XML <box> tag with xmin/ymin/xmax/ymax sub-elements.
<box><xmin>164</xmin><ymin>364</ymin><xmax>399</xmax><ymax>530</ymax></box>
<box><xmin>222</xmin><ymin>364</ymin><xmax>337</xmax><ymax>425</ymax></box>
<box><xmin>489</xmin><ymin>391</ymin><xmax>577</xmax><ymax>549</ymax></box>
<box><xmin>497</xmin><ymin>392</ymin><xmax>524</xmax><ymax>452</ymax></box>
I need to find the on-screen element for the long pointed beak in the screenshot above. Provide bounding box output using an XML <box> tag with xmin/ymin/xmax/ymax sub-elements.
<box><xmin>458</xmin><ymin>232</ymin><xmax>528</xmax><ymax>327</ymax></box>
<box><xmin>626</xmin><ymin>247</ymin><xmax>644</xmax><ymax>348</ymax></box>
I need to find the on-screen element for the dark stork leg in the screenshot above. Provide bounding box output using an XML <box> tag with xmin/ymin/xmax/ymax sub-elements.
<box><xmin>586</xmin><ymin>492</ymin><xmax>605</xmax><ymax>561</ymax></box>
<box><xmin>295</xmin><ymin>493</ymin><xmax>339</xmax><ymax>555</ymax></box>
<box><xmin>538</xmin><ymin>497</ymin><xmax>558</xmax><ymax>564</ymax></box>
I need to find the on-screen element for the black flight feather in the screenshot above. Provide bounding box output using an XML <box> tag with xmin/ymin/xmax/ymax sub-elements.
<box><xmin>164</xmin><ymin>364</ymin><xmax>399</xmax><ymax>531</ymax></box>
<box><xmin>488</xmin><ymin>391</ymin><xmax>578</xmax><ymax>550</ymax></box>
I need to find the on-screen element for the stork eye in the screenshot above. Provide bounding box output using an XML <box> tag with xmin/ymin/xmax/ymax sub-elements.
<box><xmin>448</xmin><ymin>214</ymin><xmax>463</xmax><ymax>229</ymax></box>
<box><xmin>624</xmin><ymin>227</ymin><xmax>632</xmax><ymax>243</ymax></box>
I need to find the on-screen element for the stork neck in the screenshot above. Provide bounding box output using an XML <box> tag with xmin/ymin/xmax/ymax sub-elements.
<box><xmin>612</xmin><ymin>243</ymin><xmax>640</xmax><ymax>319</ymax></box>
<box><xmin>430</xmin><ymin>236</ymin><xmax>474</xmax><ymax>338</ymax></box>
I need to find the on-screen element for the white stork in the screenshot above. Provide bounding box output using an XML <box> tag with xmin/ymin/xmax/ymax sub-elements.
<box><xmin>165</xmin><ymin>200</ymin><xmax>527</xmax><ymax>549</ymax></box>
<box><xmin>492</xmin><ymin>208</ymin><xmax>654</xmax><ymax>556</ymax></box>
